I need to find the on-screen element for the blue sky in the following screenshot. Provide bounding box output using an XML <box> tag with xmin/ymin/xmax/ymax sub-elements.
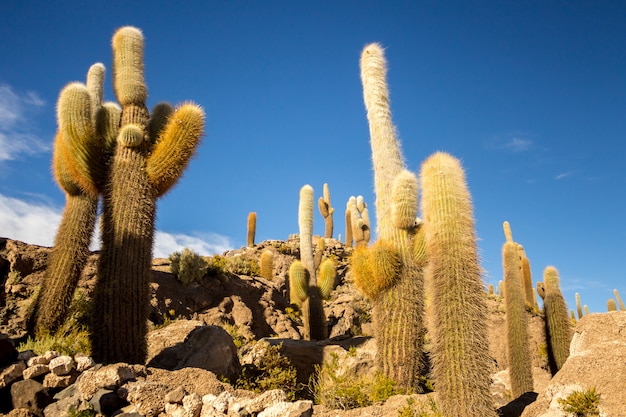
<box><xmin>1</xmin><ymin>1</ymin><xmax>624</xmax><ymax>315</ymax></box>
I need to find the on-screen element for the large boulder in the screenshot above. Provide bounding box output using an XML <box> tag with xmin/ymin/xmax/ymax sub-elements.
<box><xmin>521</xmin><ymin>311</ymin><xmax>626</xmax><ymax>417</ymax></box>
<box><xmin>146</xmin><ymin>320</ymin><xmax>241</xmax><ymax>382</ymax></box>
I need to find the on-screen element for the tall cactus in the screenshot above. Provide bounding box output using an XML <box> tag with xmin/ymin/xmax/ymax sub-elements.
<box><xmin>614</xmin><ymin>289</ymin><xmax>625</xmax><ymax>311</ymax></box>
<box><xmin>421</xmin><ymin>152</ymin><xmax>496</xmax><ymax>416</ymax></box>
<box><xmin>247</xmin><ymin>212</ymin><xmax>257</xmax><ymax>247</ymax></box>
<box><xmin>318</xmin><ymin>183</ymin><xmax>334</xmax><ymax>238</ymax></box>
<box><xmin>351</xmin><ymin>43</ymin><xmax>426</xmax><ymax>391</ymax></box>
<box><xmin>293</xmin><ymin>185</ymin><xmax>332</xmax><ymax>340</ymax></box>
<box><xmin>575</xmin><ymin>293</ymin><xmax>583</xmax><ymax>320</ymax></box>
<box><xmin>542</xmin><ymin>266</ymin><xmax>573</xmax><ymax>375</ymax></box>
<box><xmin>501</xmin><ymin>221</ymin><xmax>534</xmax><ymax>398</ymax></box>
<box><xmin>30</xmin><ymin>64</ymin><xmax>120</xmax><ymax>334</ymax></box>
<box><xmin>344</xmin><ymin>202</ymin><xmax>353</xmax><ymax>247</ymax></box>
<box><xmin>518</xmin><ymin>245</ymin><xmax>534</xmax><ymax>308</ymax></box>
<box><xmin>90</xmin><ymin>26</ymin><xmax>204</xmax><ymax>364</ymax></box>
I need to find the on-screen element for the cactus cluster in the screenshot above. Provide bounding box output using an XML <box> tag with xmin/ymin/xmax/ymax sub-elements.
<box><xmin>33</xmin><ymin>26</ymin><xmax>204</xmax><ymax>364</ymax></box>
<box><xmin>289</xmin><ymin>185</ymin><xmax>336</xmax><ymax>340</ymax></box>
<box><xmin>346</xmin><ymin>195</ymin><xmax>371</xmax><ymax>247</ymax></box>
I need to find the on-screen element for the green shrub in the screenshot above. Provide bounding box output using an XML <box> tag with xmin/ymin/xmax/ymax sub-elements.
<box><xmin>225</xmin><ymin>256</ymin><xmax>261</xmax><ymax>276</ymax></box>
<box><xmin>169</xmin><ymin>248</ymin><xmax>208</xmax><ymax>285</ymax></box>
<box><xmin>311</xmin><ymin>351</ymin><xmax>405</xmax><ymax>410</ymax></box>
<box><xmin>19</xmin><ymin>288</ymin><xmax>91</xmax><ymax>356</ymax></box>
<box><xmin>558</xmin><ymin>387</ymin><xmax>601</xmax><ymax>416</ymax></box>
<box><xmin>398</xmin><ymin>397</ymin><xmax>444</xmax><ymax>417</ymax></box>
<box><xmin>236</xmin><ymin>342</ymin><xmax>299</xmax><ymax>400</ymax></box>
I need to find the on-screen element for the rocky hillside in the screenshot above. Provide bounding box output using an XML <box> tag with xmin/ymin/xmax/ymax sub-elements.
<box><xmin>1</xmin><ymin>237</ymin><xmax>625</xmax><ymax>416</ymax></box>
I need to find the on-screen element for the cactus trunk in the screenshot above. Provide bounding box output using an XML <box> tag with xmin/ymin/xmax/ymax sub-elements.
<box><xmin>421</xmin><ymin>152</ymin><xmax>496</xmax><ymax>417</ymax></box>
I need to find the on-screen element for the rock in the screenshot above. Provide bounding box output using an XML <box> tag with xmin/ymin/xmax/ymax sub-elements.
<box><xmin>165</xmin><ymin>386</ymin><xmax>187</xmax><ymax>404</ymax></box>
<box><xmin>10</xmin><ymin>379</ymin><xmax>53</xmax><ymax>417</ymax></box>
<box><xmin>76</xmin><ymin>363</ymin><xmax>136</xmax><ymax>399</ymax></box>
<box><xmin>164</xmin><ymin>393</ymin><xmax>202</xmax><ymax>417</ymax></box>
<box><xmin>146</xmin><ymin>320</ymin><xmax>241</xmax><ymax>382</ymax></box>
<box><xmin>22</xmin><ymin>364</ymin><xmax>49</xmax><ymax>380</ymax></box>
<box><xmin>201</xmin><ymin>391</ymin><xmax>235</xmax><ymax>415</ymax></box>
<box><xmin>0</xmin><ymin>360</ymin><xmax>26</xmax><ymax>389</ymax></box>
<box><xmin>232</xmin><ymin>389</ymin><xmax>287</xmax><ymax>415</ymax></box>
<box><xmin>0</xmin><ymin>335</ymin><xmax>18</xmax><ymax>366</ymax></box>
<box><xmin>90</xmin><ymin>388</ymin><xmax>128</xmax><ymax>415</ymax></box>
<box><xmin>74</xmin><ymin>353</ymin><xmax>95</xmax><ymax>372</ymax></box>
<box><xmin>258</xmin><ymin>400</ymin><xmax>314</xmax><ymax>417</ymax></box>
<box><xmin>521</xmin><ymin>312</ymin><xmax>626</xmax><ymax>417</ymax></box>
<box><xmin>48</xmin><ymin>355</ymin><xmax>74</xmax><ymax>376</ymax></box>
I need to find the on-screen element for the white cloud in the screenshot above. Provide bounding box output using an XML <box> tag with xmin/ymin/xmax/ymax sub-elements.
<box><xmin>0</xmin><ymin>193</ymin><xmax>232</xmax><ymax>258</ymax></box>
<box><xmin>502</xmin><ymin>137</ymin><xmax>533</xmax><ymax>153</ymax></box>
<box><xmin>0</xmin><ymin>84</ymin><xmax>49</xmax><ymax>162</ymax></box>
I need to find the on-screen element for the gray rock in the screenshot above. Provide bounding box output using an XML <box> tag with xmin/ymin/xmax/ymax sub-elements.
<box><xmin>10</xmin><ymin>379</ymin><xmax>52</xmax><ymax>417</ymax></box>
<box><xmin>90</xmin><ymin>388</ymin><xmax>128</xmax><ymax>415</ymax></box>
<box><xmin>146</xmin><ymin>321</ymin><xmax>241</xmax><ymax>382</ymax></box>
<box><xmin>0</xmin><ymin>360</ymin><xmax>26</xmax><ymax>389</ymax></box>
<box><xmin>76</xmin><ymin>363</ymin><xmax>135</xmax><ymax>399</ymax></box>
<box><xmin>23</xmin><ymin>364</ymin><xmax>49</xmax><ymax>380</ymax></box>
<box><xmin>258</xmin><ymin>400</ymin><xmax>313</xmax><ymax>417</ymax></box>
<box><xmin>48</xmin><ymin>356</ymin><xmax>74</xmax><ymax>376</ymax></box>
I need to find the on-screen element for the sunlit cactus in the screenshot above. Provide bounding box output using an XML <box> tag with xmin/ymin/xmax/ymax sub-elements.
<box><xmin>91</xmin><ymin>26</ymin><xmax>204</xmax><ymax>364</ymax></box>
<box><xmin>260</xmin><ymin>249</ymin><xmax>274</xmax><ymax>280</ymax></box>
<box><xmin>247</xmin><ymin>212</ymin><xmax>257</xmax><ymax>247</ymax></box>
<box><xmin>542</xmin><ymin>266</ymin><xmax>573</xmax><ymax>374</ymax></box>
<box><xmin>318</xmin><ymin>183</ymin><xmax>334</xmax><ymax>238</ymax></box>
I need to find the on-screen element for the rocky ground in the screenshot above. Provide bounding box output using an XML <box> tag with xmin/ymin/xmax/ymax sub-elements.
<box><xmin>0</xmin><ymin>237</ymin><xmax>625</xmax><ymax>417</ymax></box>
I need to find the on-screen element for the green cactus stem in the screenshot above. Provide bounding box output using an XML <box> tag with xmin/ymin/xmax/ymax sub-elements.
<box><xmin>90</xmin><ymin>26</ymin><xmax>204</xmax><ymax>364</ymax></box>
<box><xmin>353</xmin><ymin>43</ymin><xmax>426</xmax><ymax>392</ymax></box>
<box><xmin>289</xmin><ymin>260</ymin><xmax>309</xmax><ymax>306</ymax></box>
<box><xmin>298</xmin><ymin>184</ymin><xmax>327</xmax><ymax>340</ymax></box>
<box><xmin>542</xmin><ymin>266</ymin><xmax>573</xmax><ymax>375</ymax></box>
<box><xmin>247</xmin><ymin>212</ymin><xmax>256</xmax><ymax>247</ymax></box>
<box><xmin>30</xmin><ymin>64</ymin><xmax>120</xmax><ymax>334</ymax></box>
<box><xmin>318</xmin><ymin>183</ymin><xmax>334</xmax><ymax>239</ymax></box>
<box><xmin>260</xmin><ymin>249</ymin><xmax>274</xmax><ymax>280</ymax></box>
<box><xmin>501</xmin><ymin>222</ymin><xmax>534</xmax><ymax>397</ymax></box>
<box><xmin>421</xmin><ymin>152</ymin><xmax>496</xmax><ymax>416</ymax></box>
<box><xmin>608</xmin><ymin>298</ymin><xmax>617</xmax><ymax>311</ymax></box>
<box><xmin>613</xmin><ymin>289</ymin><xmax>625</xmax><ymax>311</ymax></box>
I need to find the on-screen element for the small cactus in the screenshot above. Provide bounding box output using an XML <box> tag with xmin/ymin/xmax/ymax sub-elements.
<box><xmin>260</xmin><ymin>249</ymin><xmax>274</xmax><ymax>280</ymax></box>
<box><xmin>575</xmin><ymin>293</ymin><xmax>583</xmax><ymax>320</ymax></box>
<box><xmin>247</xmin><ymin>212</ymin><xmax>257</xmax><ymax>247</ymax></box>
<box><xmin>318</xmin><ymin>183</ymin><xmax>334</xmax><ymax>239</ymax></box>
<box><xmin>608</xmin><ymin>298</ymin><xmax>617</xmax><ymax>311</ymax></box>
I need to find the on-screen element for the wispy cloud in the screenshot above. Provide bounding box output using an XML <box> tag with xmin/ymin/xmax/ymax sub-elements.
<box><xmin>0</xmin><ymin>84</ymin><xmax>49</xmax><ymax>162</ymax></box>
<box><xmin>0</xmin><ymin>193</ymin><xmax>233</xmax><ymax>257</ymax></box>
<box><xmin>501</xmin><ymin>137</ymin><xmax>533</xmax><ymax>153</ymax></box>
<box><xmin>555</xmin><ymin>171</ymin><xmax>573</xmax><ymax>180</ymax></box>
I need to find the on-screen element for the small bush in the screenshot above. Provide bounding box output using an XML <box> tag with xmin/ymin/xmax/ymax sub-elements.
<box><xmin>236</xmin><ymin>342</ymin><xmax>299</xmax><ymax>400</ymax></box>
<box><xmin>20</xmin><ymin>288</ymin><xmax>91</xmax><ymax>356</ymax></box>
<box><xmin>169</xmin><ymin>248</ymin><xmax>208</xmax><ymax>285</ymax></box>
<box><xmin>558</xmin><ymin>387</ymin><xmax>601</xmax><ymax>417</ymax></box>
<box><xmin>311</xmin><ymin>351</ymin><xmax>405</xmax><ymax>410</ymax></box>
<box><xmin>225</xmin><ymin>256</ymin><xmax>260</xmax><ymax>276</ymax></box>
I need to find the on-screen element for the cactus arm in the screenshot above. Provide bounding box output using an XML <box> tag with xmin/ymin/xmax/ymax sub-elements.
<box><xmin>146</xmin><ymin>103</ymin><xmax>204</xmax><ymax>197</ymax></box>
<box><xmin>289</xmin><ymin>260</ymin><xmax>309</xmax><ymax>306</ymax></box>
<box><xmin>318</xmin><ymin>258</ymin><xmax>336</xmax><ymax>300</ymax></box>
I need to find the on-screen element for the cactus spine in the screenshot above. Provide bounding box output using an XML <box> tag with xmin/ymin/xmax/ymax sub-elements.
<box><xmin>91</xmin><ymin>27</ymin><xmax>204</xmax><ymax>364</ymax></box>
<box><xmin>247</xmin><ymin>212</ymin><xmax>256</xmax><ymax>247</ymax></box>
<box><xmin>352</xmin><ymin>43</ymin><xmax>425</xmax><ymax>391</ymax></box>
<box><xmin>31</xmin><ymin>64</ymin><xmax>120</xmax><ymax>334</ymax></box>
<box><xmin>318</xmin><ymin>183</ymin><xmax>334</xmax><ymax>238</ymax></box>
<box><xmin>501</xmin><ymin>221</ymin><xmax>533</xmax><ymax>397</ymax></box>
<box><xmin>421</xmin><ymin>152</ymin><xmax>496</xmax><ymax>416</ymax></box>
<box><xmin>542</xmin><ymin>266</ymin><xmax>573</xmax><ymax>375</ymax></box>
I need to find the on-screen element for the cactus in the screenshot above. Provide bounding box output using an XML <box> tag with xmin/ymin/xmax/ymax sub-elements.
<box><xmin>289</xmin><ymin>260</ymin><xmax>309</xmax><ymax>306</ymax></box>
<box><xmin>30</xmin><ymin>64</ymin><xmax>120</xmax><ymax>334</ymax></box>
<box><xmin>608</xmin><ymin>298</ymin><xmax>617</xmax><ymax>311</ymax></box>
<box><xmin>260</xmin><ymin>249</ymin><xmax>274</xmax><ymax>280</ymax></box>
<box><xmin>518</xmin><ymin>245</ymin><xmax>534</xmax><ymax>308</ymax></box>
<box><xmin>542</xmin><ymin>266</ymin><xmax>573</xmax><ymax>375</ymax></box>
<box><xmin>613</xmin><ymin>289</ymin><xmax>625</xmax><ymax>311</ymax></box>
<box><xmin>314</xmin><ymin>238</ymin><xmax>325</xmax><ymax>271</ymax></box>
<box><xmin>348</xmin><ymin>196</ymin><xmax>371</xmax><ymax>247</ymax></box>
<box><xmin>247</xmin><ymin>212</ymin><xmax>257</xmax><ymax>247</ymax></box>
<box><xmin>296</xmin><ymin>184</ymin><xmax>328</xmax><ymax>340</ymax></box>
<box><xmin>352</xmin><ymin>43</ymin><xmax>426</xmax><ymax>391</ymax></box>
<box><xmin>488</xmin><ymin>284</ymin><xmax>494</xmax><ymax>295</ymax></box>
<box><xmin>318</xmin><ymin>183</ymin><xmax>334</xmax><ymax>238</ymax></box>
<box><xmin>90</xmin><ymin>26</ymin><xmax>204</xmax><ymax>364</ymax></box>
<box><xmin>575</xmin><ymin>293</ymin><xmax>583</xmax><ymax>320</ymax></box>
<box><xmin>344</xmin><ymin>203</ymin><xmax>353</xmax><ymax>247</ymax></box>
<box><xmin>421</xmin><ymin>152</ymin><xmax>496</xmax><ymax>416</ymax></box>
<box><xmin>501</xmin><ymin>221</ymin><xmax>533</xmax><ymax>397</ymax></box>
